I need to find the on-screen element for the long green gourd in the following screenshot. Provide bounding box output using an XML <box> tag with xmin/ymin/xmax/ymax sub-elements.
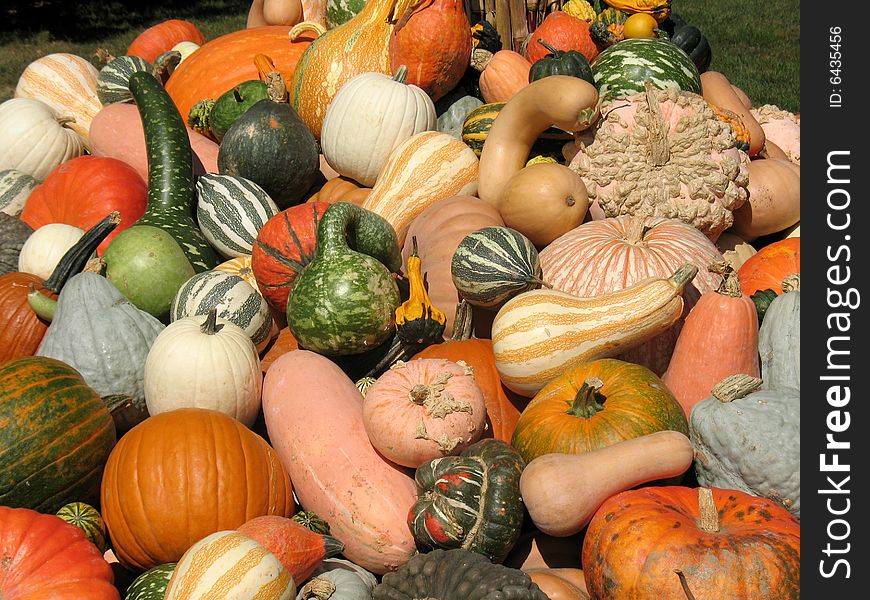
<box><xmin>287</xmin><ymin>202</ymin><xmax>402</xmax><ymax>356</ymax></box>
<box><xmin>127</xmin><ymin>71</ymin><xmax>220</xmax><ymax>272</ymax></box>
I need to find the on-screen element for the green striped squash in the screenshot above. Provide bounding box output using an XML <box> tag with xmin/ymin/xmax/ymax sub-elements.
<box><xmin>0</xmin><ymin>169</ymin><xmax>38</xmax><ymax>216</ymax></box>
<box><xmin>326</xmin><ymin>0</ymin><xmax>368</xmax><ymax>29</ymax></box>
<box><xmin>170</xmin><ymin>270</ymin><xmax>273</xmax><ymax>351</ymax></box>
<box><xmin>125</xmin><ymin>563</ymin><xmax>177</xmax><ymax>600</ymax></box>
<box><xmin>0</xmin><ymin>356</ymin><xmax>116</xmax><ymax>512</ymax></box>
<box><xmin>591</xmin><ymin>38</ymin><xmax>701</xmax><ymax>101</ymax></box>
<box><xmin>451</xmin><ymin>227</ymin><xmax>546</xmax><ymax>309</ymax></box>
<box><xmin>195</xmin><ymin>174</ymin><xmax>280</xmax><ymax>258</ymax></box>
<box><xmin>98</xmin><ymin>55</ymin><xmax>152</xmax><ymax>105</ymax></box>
<box><xmin>56</xmin><ymin>501</ymin><xmax>107</xmax><ymax>552</ymax></box>
<box><xmin>461</xmin><ymin>103</ymin><xmax>573</xmax><ymax>159</ymax></box>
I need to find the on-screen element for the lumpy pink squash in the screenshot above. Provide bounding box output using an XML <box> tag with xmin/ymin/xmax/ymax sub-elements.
<box><xmin>752</xmin><ymin>104</ymin><xmax>800</xmax><ymax>165</ymax></box>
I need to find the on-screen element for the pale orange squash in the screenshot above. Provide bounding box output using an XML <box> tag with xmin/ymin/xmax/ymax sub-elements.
<box><xmin>479</xmin><ymin>50</ymin><xmax>532</xmax><ymax>104</ymax></box>
<box><xmin>728</xmin><ymin>157</ymin><xmax>801</xmax><ymax>241</ymax></box>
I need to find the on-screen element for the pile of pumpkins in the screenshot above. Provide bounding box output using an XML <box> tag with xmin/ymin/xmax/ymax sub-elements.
<box><xmin>0</xmin><ymin>0</ymin><xmax>800</xmax><ymax>598</ymax></box>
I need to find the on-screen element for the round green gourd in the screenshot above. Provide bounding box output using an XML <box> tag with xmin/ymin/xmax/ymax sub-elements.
<box><xmin>286</xmin><ymin>202</ymin><xmax>402</xmax><ymax>356</ymax></box>
<box><xmin>125</xmin><ymin>563</ymin><xmax>177</xmax><ymax>600</ymax></box>
<box><xmin>451</xmin><ymin>226</ymin><xmax>546</xmax><ymax>309</ymax></box>
<box><xmin>208</xmin><ymin>80</ymin><xmax>269</xmax><ymax>142</ymax></box>
<box><xmin>98</xmin><ymin>55</ymin><xmax>152</xmax><ymax>105</ymax></box>
<box><xmin>56</xmin><ymin>502</ymin><xmax>108</xmax><ymax>553</ymax></box>
<box><xmin>528</xmin><ymin>39</ymin><xmax>594</xmax><ymax>85</ymax></box>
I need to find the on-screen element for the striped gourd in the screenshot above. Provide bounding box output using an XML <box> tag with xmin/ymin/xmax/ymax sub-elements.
<box><xmin>451</xmin><ymin>226</ymin><xmax>546</xmax><ymax>309</ymax></box>
<box><xmin>97</xmin><ymin>55</ymin><xmax>152</xmax><ymax>105</ymax></box>
<box><xmin>126</xmin><ymin>563</ymin><xmax>177</xmax><ymax>600</ymax></box>
<box><xmin>0</xmin><ymin>169</ymin><xmax>38</xmax><ymax>216</ymax></box>
<box><xmin>360</xmin><ymin>131</ymin><xmax>479</xmax><ymax>243</ymax></box>
<box><xmin>170</xmin><ymin>270</ymin><xmax>274</xmax><ymax>352</ymax></box>
<box><xmin>56</xmin><ymin>501</ymin><xmax>107</xmax><ymax>552</ymax></box>
<box><xmin>196</xmin><ymin>174</ymin><xmax>280</xmax><ymax>259</ymax></box>
<box><xmin>14</xmin><ymin>53</ymin><xmax>102</xmax><ymax>146</ymax></box>
<box><xmin>591</xmin><ymin>38</ymin><xmax>701</xmax><ymax>101</ymax></box>
<box><xmin>461</xmin><ymin>102</ymin><xmax>574</xmax><ymax>159</ymax></box>
<box><xmin>165</xmin><ymin>530</ymin><xmax>296</xmax><ymax>600</ymax></box>
<box><xmin>492</xmin><ymin>263</ymin><xmax>699</xmax><ymax>397</ymax></box>
<box><xmin>214</xmin><ymin>254</ymin><xmax>260</xmax><ymax>293</ymax></box>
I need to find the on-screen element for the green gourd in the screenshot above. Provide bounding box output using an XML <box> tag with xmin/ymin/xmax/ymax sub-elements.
<box><xmin>208</xmin><ymin>80</ymin><xmax>269</xmax><ymax>142</ymax></box>
<box><xmin>125</xmin><ymin>563</ymin><xmax>177</xmax><ymax>600</ymax></box>
<box><xmin>286</xmin><ymin>202</ymin><xmax>402</xmax><ymax>356</ymax></box>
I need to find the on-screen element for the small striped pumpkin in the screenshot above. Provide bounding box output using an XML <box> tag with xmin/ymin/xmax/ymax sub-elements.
<box><xmin>165</xmin><ymin>530</ymin><xmax>296</xmax><ymax>599</ymax></box>
<box><xmin>14</xmin><ymin>53</ymin><xmax>102</xmax><ymax>146</ymax></box>
<box><xmin>97</xmin><ymin>55</ymin><xmax>152</xmax><ymax>105</ymax></box>
<box><xmin>170</xmin><ymin>270</ymin><xmax>274</xmax><ymax>352</ymax></box>
<box><xmin>126</xmin><ymin>563</ymin><xmax>177</xmax><ymax>600</ymax></box>
<box><xmin>451</xmin><ymin>226</ymin><xmax>546</xmax><ymax>309</ymax></box>
<box><xmin>55</xmin><ymin>501</ymin><xmax>107</xmax><ymax>553</ymax></box>
<box><xmin>196</xmin><ymin>174</ymin><xmax>280</xmax><ymax>258</ymax></box>
<box><xmin>360</xmin><ymin>131</ymin><xmax>479</xmax><ymax>243</ymax></box>
<box><xmin>0</xmin><ymin>169</ymin><xmax>38</xmax><ymax>216</ymax></box>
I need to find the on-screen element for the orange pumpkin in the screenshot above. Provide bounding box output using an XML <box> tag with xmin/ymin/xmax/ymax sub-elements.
<box><xmin>479</xmin><ymin>50</ymin><xmax>532</xmax><ymax>104</ymax></box>
<box><xmin>127</xmin><ymin>19</ymin><xmax>205</xmax><ymax>63</ymax></box>
<box><xmin>582</xmin><ymin>487</ymin><xmax>800</xmax><ymax>599</ymax></box>
<box><xmin>737</xmin><ymin>237</ymin><xmax>800</xmax><ymax>296</ymax></box>
<box><xmin>306</xmin><ymin>176</ymin><xmax>371</xmax><ymax>205</ymax></box>
<box><xmin>525</xmin><ymin>11</ymin><xmax>599</xmax><ymax>64</ymax></box>
<box><xmin>100</xmin><ymin>408</ymin><xmax>295</xmax><ymax>571</ymax></box>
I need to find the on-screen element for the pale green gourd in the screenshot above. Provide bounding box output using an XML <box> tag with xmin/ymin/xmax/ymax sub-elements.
<box><xmin>758</xmin><ymin>274</ymin><xmax>800</xmax><ymax>391</ymax></box>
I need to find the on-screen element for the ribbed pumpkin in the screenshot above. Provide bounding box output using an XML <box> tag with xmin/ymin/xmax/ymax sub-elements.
<box><xmin>539</xmin><ymin>216</ymin><xmax>723</xmax><ymax>375</ymax></box>
<box><xmin>14</xmin><ymin>53</ymin><xmax>102</xmax><ymax>146</ymax></box>
<box><xmin>511</xmin><ymin>358</ymin><xmax>688</xmax><ymax>464</ymax></box>
<box><xmin>165</xmin><ymin>530</ymin><xmax>296</xmax><ymax>599</ymax></box>
<box><xmin>582</xmin><ymin>487</ymin><xmax>800</xmax><ymax>599</ymax></box>
<box><xmin>525</xmin><ymin>11</ymin><xmax>599</xmax><ymax>64</ymax></box>
<box><xmin>479</xmin><ymin>50</ymin><xmax>532</xmax><ymax>104</ymax></box>
<box><xmin>0</xmin><ymin>356</ymin><xmax>116</xmax><ymax>512</ymax></box>
<box><xmin>100</xmin><ymin>408</ymin><xmax>295</xmax><ymax>571</ymax></box>
<box><xmin>165</xmin><ymin>26</ymin><xmax>315</xmax><ymax>125</ymax></box>
<box><xmin>127</xmin><ymin>20</ymin><xmax>205</xmax><ymax>63</ymax></box>
<box><xmin>251</xmin><ymin>202</ymin><xmax>330</xmax><ymax>313</ymax></box>
<box><xmin>737</xmin><ymin>237</ymin><xmax>800</xmax><ymax>296</ymax></box>
<box><xmin>20</xmin><ymin>155</ymin><xmax>147</xmax><ymax>255</ymax></box>
<box><xmin>0</xmin><ymin>506</ymin><xmax>118</xmax><ymax>599</ymax></box>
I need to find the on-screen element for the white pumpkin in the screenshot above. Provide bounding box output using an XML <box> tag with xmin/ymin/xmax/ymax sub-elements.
<box><xmin>0</xmin><ymin>98</ymin><xmax>84</xmax><ymax>181</ymax></box>
<box><xmin>14</xmin><ymin>53</ymin><xmax>102</xmax><ymax>147</ymax></box>
<box><xmin>144</xmin><ymin>311</ymin><xmax>263</xmax><ymax>427</ymax></box>
<box><xmin>18</xmin><ymin>223</ymin><xmax>85</xmax><ymax>279</ymax></box>
<box><xmin>166</xmin><ymin>530</ymin><xmax>296</xmax><ymax>600</ymax></box>
<box><xmin>171</xmin><ymin>41</ymin><xmax>201</xmax><ymax>63</ymax></box>
<box><xmin>320</xmin><ymin>67</ymin><xmax>437</xmax><ymax>187</ymax></box>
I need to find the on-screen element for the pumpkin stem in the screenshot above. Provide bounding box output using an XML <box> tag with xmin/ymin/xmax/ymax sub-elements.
<box><xmin>709</xmin><ymin>261</ymin><xmax>742</xmax><ymax>298</ymax></box>
<box><xmin>781</xmin><ymin>274</ymin><xmax>800</xmax><ymax>293</ymax></box>
<box><xmin>711</xmin><ymin>374</ymin><xmax>763</xmax><ymax>403</ymax></box>
<box><xmin>537</xmin><ymin>38</ymin><xmax>561</xmax><ymax>56</ymax></box>
<box><xmin>643</xmin><ymin>81</ymin><xmax>670</xmax><ymax>167</ymax></box>
<box><xmin>42</xmin><ymin>211</ymin><xmax>120</xmax><ymax>294</ymax></box>
<box><xmin>254</xmin><ymin>54</ymin><xmax>288</xmax><ymax>103</ymax></box>
<box><xmin>94</xmin><ymin>48</ymin><xmax>114</xmax><ymax>64</ymax></box>
<box><xmin>200</xmin><ymin>308</ymin><xmax>224</xmax><ymax>335</ymax></box>
<box><xmin>566</xmin><ymin>377</ymin><xmax>606</xmax><ymax>418</ymax></box>
<box><xmin>623</xmin><ymin>216</ymin><xmax>650</xmax><ymax>244</ymax></box>
<box><xmin>300</xmin><ymin>577</ymin><xmax>337</xmax><ymax>599</ymax></box>
<box><xmin>674</xmin><ymin>570</ymin><xmax>698</xmax><ymax>600</ymax></box>
<box><xmin>232</xmin><ymin>87</ymin><xmax>243</xmax><ymax>103</ymax></box>
<box><xmin>697</xmin><ymin>487</ymin><xmax>720</xmax><ymax>533</ymax></box>
<box><xmin>57</xmin><ymin>116</ymin><xmax>77</xmax><ymax>127</ymax></box>
<box><xmin>450</xmin><ymin>299</ymin><xmax>474</xmax><ymax>341</ymax></box>
<box><xmin>393</xmin><ymin>65</ymin><xmax>408</xmax><ymax>83</ymax></box>
<box><xmin>470</xmin><ymin>48</ymin><xmax>494</xmax><ymax>72</ymax></box>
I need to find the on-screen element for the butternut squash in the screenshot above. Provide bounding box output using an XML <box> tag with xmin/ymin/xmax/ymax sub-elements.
<box><xmin>728</xmin><ymin>157</ymin><xmax>800</xmax><ymax>241</ymax></box>
<box><xmin>519</xmin><ymin>431</ymin><xmax>694</xmax><ymax>536</ymax></box>
<box><xmin>478</xmin><ymin>76</ymin><xmax>599</xmax><ymax>208</ymax></box>
<box><xmin>247</xmin><ymin>0</ymin><xmax>304</xmax><ymax>27</ymax></box>
<box><xmin>526</xmin><ymin>570</ymin><xmax>590</xmax><ymax>600</ymax></box>
<box><xmin>261</xmin><ymin>349</ymin><xmax>418</xmax><ymax>574</ymax></box>
<box><xmin>700</xmin><ymin>71</ymin><xmax>765</xmax><ymax>157</ymax></box>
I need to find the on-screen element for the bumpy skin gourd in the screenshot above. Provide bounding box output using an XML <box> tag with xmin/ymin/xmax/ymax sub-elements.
<box><xmin>569</xmin><ymin>85</ymin><xmax>750</xmax><ymax>241</ymax></box>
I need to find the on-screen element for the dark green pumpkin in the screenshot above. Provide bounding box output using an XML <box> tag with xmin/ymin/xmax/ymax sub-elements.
<box><xmin>751</xmin><ymin>288</ymin><xmax>778</xmax><ymax>324</ymax></box>
<box><xmin>528</xmin><ymin>39</ymin><xmax>594</xmax><ymax>84</ymax></box>
<box><xmin>670</xmin><ymin>25</ymin><xmax>712</xmax><ymax>73</ymax></box>
<box><xmin>0</xmin><ymin>356</ymin><xmax>116</xmax><ymax>513</ymax></box>
<box><xmin>208</xmin><ymin>80</ymin><xmax>270</xmax><ymax>142</ymax></box>
<box><xmin>408</xmin><ymin>439</ymin><xmax>525</xmax><ymax>563</ymax></box>
<box><xmin>217</xmin><ymin>98</ymin><xmax>320</xmax><ymax>209</ymax></box>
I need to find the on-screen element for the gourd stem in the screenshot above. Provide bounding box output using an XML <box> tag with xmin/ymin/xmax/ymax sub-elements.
<box><xmin>42</xmin><ymin>211</ymin><xmax>120</xmax><ymax>293</ymax></box>
<box><xmin>711</xmin><ymin>374</ymin><xmax>763</xmax><ymax>402</ymax></box>
<box><xmin>697</xmin><ymin>487</ymin><xmax>720</xmax><ymax>533</ymax></box>
<box><xmin>674</xmin><ymin>570</ymin><xmax>698</xmax><ymax>600</ymax></box>
<box><xmin>94</xmin><ymin>48</ymin><xmax>114</xmax><ymax>64</ymax></box>
<box><xmin>233</xmin><ymin>87</ymin><xmax>243</xmax><ymax>102</ymax></box>
<box><xmin>200</xmin><ymin>308</ymin><xmax>223</xmax><ymax>335</ymax></box>
<box><xmin>450</xmin><ymin>300</ymin><xmax>474</xmax><ymax>341</ymax></box>
<box><xmin>409</xmin><ymin>384</ymin><xmax>431</xmax><ymax>405</ymax></box>
<box><xmin>537</xmin><ymin>38</ymin><xmax>561</xmax><ymax>56</ymax></box>
<box><xmin>669</xmin><ymin>263</ymin><xmax>699</xmax><ymax>291</ymax></box>
<box><xmin>623</xmin><ymin>216</ymin><xmax>649</xmax><ymax>244</ymax></box>
<box><xmin>27</xmin><ymin>283</ymin><xmax>57</xmax><ymax>321</ymax></box>
<box><xmin>393</xmin><ymin>65</ymin><xmax>408</xmax><ymax>83</ymax></box>
<box><xmin>781</xmin><ymin>273</ymin><xmax>800</xmax><ymax>293</ymax></box>
<box><xmin>300</xmin><ymin>577</ymin><xmax>337</xmax><ymax>599</ymax></box>
<box><xmin>289</xmin><ymin>21</ymin><xmax>327</xmax><ymax>41</ymax></box>
<box><xmin>315</xmin><ymin>203</ymin><xmax>402</xmax><ymax>272</ymax></box>
<box><xmin>470</xmin><ymin>48</ymin><xmax>494</xmax><ymax>72</ymax></box>
<box><xmin>566</xmin><ymin>377</ymin><xmax>606</xmax><ymax>418</ymax></box>
<box><xmin>322</xmin><ymin>535</ymin><xmax>345</xmax><ymax>557</ymax></box>
<box><xmin>254</xmin><ymin>54</ymin><xmax>287</xmax><ymax>103</ymax></box>
<box><xmin>709</xmin><ymin>261</ymin><xmax>742</xmax><ymax>298</ymax></box>
<box><xmin>644</xmin><ymin>81</ymin><xmax>670</xmax><ymax>167</ymax></box>
<box><xmin>152</xmin><ymin>51</ymin><xmax>181</xmax><ymax>83</ymax></box>
<box><xmin>57</xmin><ymin>116</ymin><xmax>77</xmax><ymax>127</ymax></box>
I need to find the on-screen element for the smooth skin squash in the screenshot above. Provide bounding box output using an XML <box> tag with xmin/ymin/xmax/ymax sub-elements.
<box><xmin>478</xmin><ymin>75</ymin><xmax>599</xmax><ymax>208</ymax></box>
<box><xmin>729</xmin><ymin>157</ymin><xmax>800</xmax><ymax>241</ymax></box>
<box><xmin>526</xmin><ymin>569</ymin><xmax>589</xmax><ymax>600</ymax></box>
<box><xmin>700</xmin><ymin>71</ymin><xmax>765</xmax><ymax>157</ymax></box>
<box><xmin>519</xmin><ymin>430</ymin><xmax>694</xmax><ymax>536</ymax></box>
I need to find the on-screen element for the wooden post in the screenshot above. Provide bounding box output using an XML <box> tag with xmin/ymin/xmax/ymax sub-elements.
<box><xmin>495</xmin><ymin>0</ymin><xmax>512</xmax><ymax>50</ymax></box>
<box><xmin>509</xmin><ymin>0</ymin><xmax>530</xmax><ymax>53</ymax></box>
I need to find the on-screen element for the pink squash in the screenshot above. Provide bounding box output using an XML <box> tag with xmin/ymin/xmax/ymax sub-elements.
<box><xmin>89</xmin><ymin>103</ymin><xmax>219</xmax><ymax>181</ymax></box>
<box><xmin>261</xmin><ymin>349</ymin><xmax>417</xmax><ymax>575</ymax></box>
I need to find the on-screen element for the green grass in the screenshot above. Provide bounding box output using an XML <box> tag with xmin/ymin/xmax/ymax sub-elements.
<box><xmin>0</xmin><ymin>0</ymin><xmax>799</xmax><ymax>111</ymax></box>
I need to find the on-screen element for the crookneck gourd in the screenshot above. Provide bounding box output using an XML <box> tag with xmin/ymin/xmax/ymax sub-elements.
<box><xmin>372</xmin><ymin>548</ymin><xmax>549</xmax><ymax>599</ymax></box>
<box><xmin>408</xmin><ymin>438</ymin><xmax>526</xmax><ymax>563</ymax></box>
<box><xmin>286</xmin><ymin>202</ymin><xmax>402</xmax><ymax>356</ymax></box>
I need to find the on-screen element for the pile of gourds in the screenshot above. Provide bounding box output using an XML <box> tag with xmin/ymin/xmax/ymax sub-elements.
<box><xmin>0</xmin><ymin>0</ymin><xmax>800</xmax><ymax>598</ymax></box>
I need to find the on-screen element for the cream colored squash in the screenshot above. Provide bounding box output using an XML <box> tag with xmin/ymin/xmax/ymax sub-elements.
<box><xmin>144</xmin><ymin>311</ymin><xmax>263</xmax><ymax>427</ymax></box>
<box><xmin>321</xmin><ymin>67</ymin><xmax>436</xmax><ymax>187</ymax></box>
<box><xmin>0</xmin><ymin>98</ymin><xmax>84</xmax><ymax>181</ymax></box>
<box><xmin>15</xmin><ymin>53</ymin><xmax>102</xmax><ymax>147</ymax></box>
<box><xmin>170</xmin><ymin>41</ymin><xmax>201</xmax><ymax>63</ymax></box>
<box><xmin>17</xmin><ymin>223</ymin><xmax>85</xmax><ymax>279</ymax></box>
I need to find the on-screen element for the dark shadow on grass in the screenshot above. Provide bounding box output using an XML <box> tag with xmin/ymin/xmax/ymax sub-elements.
<box><xmin>0</xmin><ymin>0</ymin><xmax>250</xmax><ymax>41</ymax></box>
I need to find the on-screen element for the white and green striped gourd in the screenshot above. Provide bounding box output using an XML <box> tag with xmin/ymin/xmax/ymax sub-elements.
<box><xmin>451</xmin><ymin>226</ymin><xmax>547</xmax><ymax>309</ymax></box>
<box><xmin>97</xmin><ymin>55</ymin><xmax>152</xmax><ymax>105</ymax></box>
<box><xmin>0</xmin><ymin>169</ymin><xmax>38</xmax><ymax>216</ymax></box>
<box><xmin>170</xmin><ymin>269</ymin><xmax>274</xmax><ymax>351</ymax></box>
<box><xmin>195</xmin><ymin>174</ymin><xmax>280</xmax><ymax>258</ymax></box>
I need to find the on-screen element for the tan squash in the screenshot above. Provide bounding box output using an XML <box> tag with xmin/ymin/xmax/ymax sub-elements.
<box><xmin>478</xmin><ymin>50</ymin><xmax>532</xmax><ymax>104</ymax></box>
<box><xmin>526</xmin><ymin>570</ymin><xmax>589</xmax><ymax>600</ymax></box>
<box><xmin>497</xmin><ymin>162</ymin><xmax>589</xmax><ymax>247</ymax></box>
<box><xmin>700</xmin><ymin>71</ymin><xmax>765</xmax><ymax>157</ymax></box>
<box><xmin>247</xmin><ymin>0</ymin><xmax>304</xmax><ymax>27</ymax></box>
<box><xmin>478</xmin><ymin>76</ymin><xmax>598</xmax><ymax>209</ymax></box>
<box><xmin>716</xmin><ymin>232</ymin><xmax>756</xmax><ymax>271</ymax></box>
<box><xmin>760</xmin><ymin>139</ymin><xmax>789</xmax><ymax>161</ymax></box>
<box><xmin>728</xmin><ymin>157</ymin><xmax>801</xmax><ymax>241</ymax></box>
<box><xmin>731</xmin><ymin>84</ymin><xmax>752</xmax><ymax>109</ymax></box>
<box><xmin>519</xmin><ymin>431</ymin><xmax>694</xmax><ymax>536</ymax></box>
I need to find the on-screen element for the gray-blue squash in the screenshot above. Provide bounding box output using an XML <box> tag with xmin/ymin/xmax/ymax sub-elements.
<box><xmin>758</xmin><ymin>274</ymin><xmax>800</xmax><ymax>391</ymax></box>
